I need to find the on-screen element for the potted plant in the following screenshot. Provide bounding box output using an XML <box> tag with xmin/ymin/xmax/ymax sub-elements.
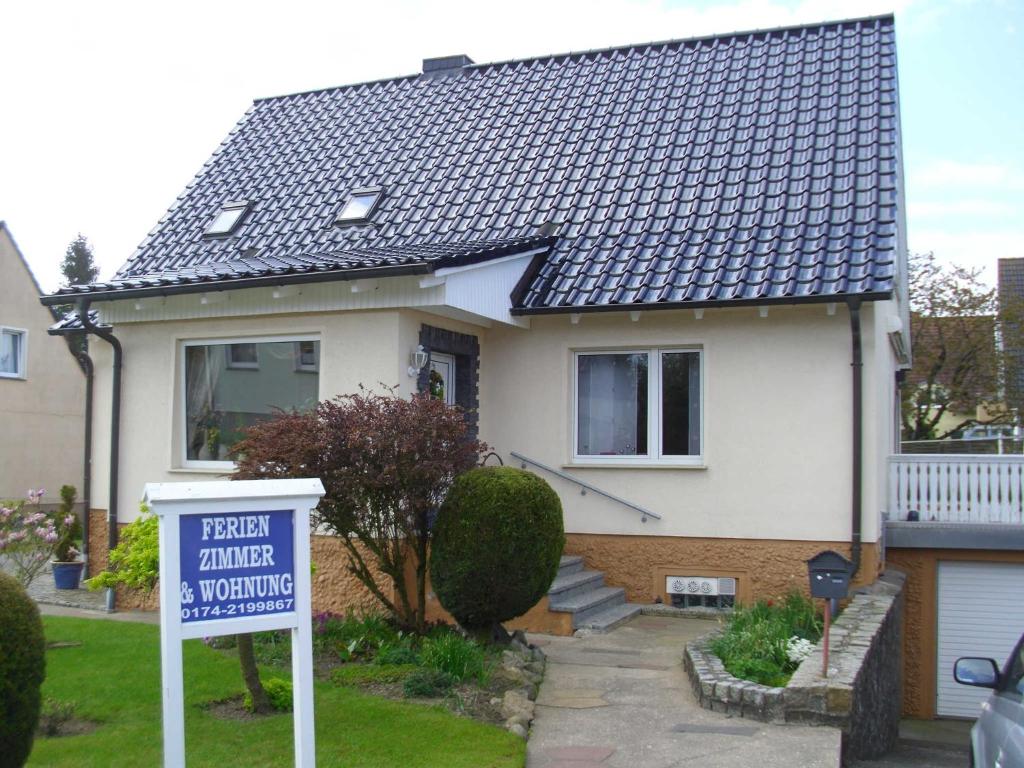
<box><xmin>51</xmin><ymin>485</ymin><xmax>84</xmax><ymax>590</ymax></box>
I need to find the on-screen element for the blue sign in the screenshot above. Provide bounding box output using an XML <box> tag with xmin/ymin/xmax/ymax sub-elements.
<box><xmin>178</xmin><ymin>509</ymin><xmax>295</xmax><ymax>624</ymax></box>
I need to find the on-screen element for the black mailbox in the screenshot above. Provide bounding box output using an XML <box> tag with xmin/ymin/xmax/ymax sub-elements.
<box><xmin>806</xmin><ymin>550</ymin><xmax>852</xmax><ymax>600</ymax></box>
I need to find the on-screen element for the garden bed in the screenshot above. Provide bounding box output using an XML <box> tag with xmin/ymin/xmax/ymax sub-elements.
<box><xmin>684</xmin><ymin>572</ymin><xmax>906</xmax><ymax>761</ymax></box>
<box><xmin>219</xmin><ymin>611</ymin><xmax>544</xmax><ymax>735</ymax></box>
<box><xmin>708</xmin><ymin>592</ymin><xmax>823</xmax><ymax>687</ymax></box>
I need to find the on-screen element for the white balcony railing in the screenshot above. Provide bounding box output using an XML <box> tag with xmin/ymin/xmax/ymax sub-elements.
<box><xmin>888</xmin><ymin>455</ymin><xmax>1024</xmax><ymax>524</ymax></box>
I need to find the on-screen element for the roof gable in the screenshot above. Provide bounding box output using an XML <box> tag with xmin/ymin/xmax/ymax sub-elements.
<box><xmin>53</xmin><ymin>15</ymin><xmax>902</xmax><ymax>312</ymax></box>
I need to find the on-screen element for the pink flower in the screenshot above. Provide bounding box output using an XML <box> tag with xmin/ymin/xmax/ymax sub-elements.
<box><xmin>64</xmin><ymin>515</ymin><xmax>75</xmax><ymax>526</ymax></box>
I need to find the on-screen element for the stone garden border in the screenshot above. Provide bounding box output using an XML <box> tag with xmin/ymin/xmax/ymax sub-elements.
<box><xmin>683</xmin><ymin>570</ymin><xmax>906</xmax><ymax>761</ymax></box>
<box><xmin>498</xmin><ymin>632</ymin><xmax>546</xmax><ymax>739</ymax></box>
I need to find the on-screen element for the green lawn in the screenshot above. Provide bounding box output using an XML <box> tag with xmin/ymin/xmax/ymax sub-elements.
<box><xmin>30</xmin><ymin>616</ymin><xmax>524</xmax><ymax>767</ymax></box>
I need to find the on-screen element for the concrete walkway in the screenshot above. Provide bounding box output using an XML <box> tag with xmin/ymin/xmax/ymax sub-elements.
<box><xmin>527</xmin><ymin>615</ymin><xmax>840</xmax><ymax>768</ymax></box>
<box><xmin>8</xmin><ymin>562</ymin><xmax>160</xmax><ymax>624</ymax></box>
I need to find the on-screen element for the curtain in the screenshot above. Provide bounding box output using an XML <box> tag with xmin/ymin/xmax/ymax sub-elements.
<box><xmin>185</xmin><ymin>345</ymin><xmax>224</xmax><ymax>460</ymax></box>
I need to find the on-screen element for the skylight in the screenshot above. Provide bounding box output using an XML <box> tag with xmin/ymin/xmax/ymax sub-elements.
<box><xmin>205</xmin><ymin>201</ymin><xmax>250</xmax><ymax>236</ymax></box>
<box><xmin>335</xmin><ymin>188</ymin><xmax>382</xmax><ymax>225</ymax></box>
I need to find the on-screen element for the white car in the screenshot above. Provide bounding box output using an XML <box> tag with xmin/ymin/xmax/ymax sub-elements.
<box><xmin>955</xmin><ymin>635</ymin><xmax>1024</xmax><ymax>768</ymax></box>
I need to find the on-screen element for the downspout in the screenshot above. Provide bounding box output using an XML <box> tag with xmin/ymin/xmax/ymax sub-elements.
<box><xmin>847</xmin><ymin>298</ymin><xmax>863</xmax><ymax>579</ymax></box>
<box><xmin>77</xmin><ymin>300</ymin><xmax>122</xmax><ymax>611</ymax></box>
<box><xmin>74</xmin><ymin>347</ymin><xmax>93</xmax><ymax>566</ymax></box>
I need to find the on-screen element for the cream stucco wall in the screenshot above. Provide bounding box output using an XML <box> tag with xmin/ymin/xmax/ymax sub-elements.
<box><xmin>87</xmin><ymin>310</ymin><xmax>409</xmax><ymax>514</ymax></box>
<box><xmin>480</xmin><ymin>304</ymin><xmax>892</xmax><ymax>544</ymax></box>
<box><xmin>85</xmin><ymin>293</ymin><xmax>898</xmax><ymax>546</ymax></box>
<box><xmin>0</xmin><ymin>224</ymin><xmax>85</xmax><ymax>503</ymax></box>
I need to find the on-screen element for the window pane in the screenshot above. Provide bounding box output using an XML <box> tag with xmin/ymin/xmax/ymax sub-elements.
<box><xmin>338</xmin><ymin>192</ymin><xmax>378</xmax><ymax>221</ymax></box>
<box><xmin>662</xmin><ymin>352</ymin><xmax>700</xmax><ymax>456</ymax></box>
<box><xmin>577</xmin><ymin>353</ymin><xmax>648</xmax><ymax>456</ymax></box>
<box><xmin>185</xmin><ymin>340</ymin><xmax>319</xmax><ymax>461</ymax></box>
<box><xmin>206</xmin><ymin>205</ymin><xmax>247</xmax><ymax>235</ymax></box>
<box><xmin>0</xmin><ymin>331</ymin><xmax>21</xmax><ymax>375</ymax></box>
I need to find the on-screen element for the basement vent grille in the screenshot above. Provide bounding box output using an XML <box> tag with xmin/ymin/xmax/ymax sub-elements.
<box><xmin>666</xmin><ymin>576</ymin><xmax>737</xmax><ymax>610</ymax></box>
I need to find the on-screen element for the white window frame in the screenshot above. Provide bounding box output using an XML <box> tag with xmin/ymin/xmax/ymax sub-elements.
<box><xmin>0</xmin><ymin>326</ymin><xmax>27</xmax><ymax>380</ymax></box>
<box><xmin>571</xmin><ymin>347</ymin><xmax>703</xmax><ymax>467</ymax></box>
<box><xmin>179</xmin><ymin>334</ymin><xmax>319</xmax><ymax>470</ymax></box>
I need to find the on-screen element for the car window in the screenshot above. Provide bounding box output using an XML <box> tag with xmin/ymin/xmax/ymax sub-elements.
<box><xmin>1003</xmin><ymin>637</ymin><xmax>1024</xmax><ymax>697</ymax></box>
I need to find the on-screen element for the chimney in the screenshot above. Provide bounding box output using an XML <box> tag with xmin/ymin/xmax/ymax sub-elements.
<box><xmin>421</xmin><ymin>54</ymin><xmax>474</xmax><ymax>77</ymax></box>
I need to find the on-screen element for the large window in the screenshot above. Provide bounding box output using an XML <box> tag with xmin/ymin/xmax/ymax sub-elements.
<box><xmin>575</xmin><ymin>349</ymin><xmax>701</xmax><ymax>464</ymax></box>
<box><xmin>0</xmin><ymin>327</ymin><xmax>26</xmax><ymax>379</ymax></box>
<box><xmin>182</xmin><ymin>337</ymin><xmax>319</xmax><ymax>466</ymax></box>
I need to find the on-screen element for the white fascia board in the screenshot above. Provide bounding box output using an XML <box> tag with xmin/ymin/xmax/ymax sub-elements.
<box><xmin>99</xmin><ymin>248</ymin><xmax>546</xmax><ymax>328</ymax></box>
<box><xmin>436</xmin><ymin>248</ymin><xmax>545</xmax><ymax>328</ymax></box>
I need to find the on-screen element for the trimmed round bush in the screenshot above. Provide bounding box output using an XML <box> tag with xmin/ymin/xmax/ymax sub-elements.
<box><xmin>430</xmin><ymin>467</ymin><xmax>564</xmax><ymax>635</ymax></box>
<box><xmin>0</xmin><ymin>572</ymin><xmax>46</xmax><ymax>766</ymax></box>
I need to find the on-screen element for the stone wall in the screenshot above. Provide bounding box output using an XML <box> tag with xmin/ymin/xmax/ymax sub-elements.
<box><xmin>566</xmin><ymin>533</ymin><xmax>881</xmax><ymax>605</ymax></box>
<box><xmin>684</xmin><ymin>570</ymin><xmax>905</xmax><ymax>761</ymax></box>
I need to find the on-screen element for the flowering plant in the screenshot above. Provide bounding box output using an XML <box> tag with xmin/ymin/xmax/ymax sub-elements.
<box><xmin>0</xmin><ymin>489</ymin><xmax>59</xmax><ymax>587</ymax></box>
<box><xmin>786</xmin><ymin>635</ymin><xmax>816</xmax><ymax>665</ymax></box>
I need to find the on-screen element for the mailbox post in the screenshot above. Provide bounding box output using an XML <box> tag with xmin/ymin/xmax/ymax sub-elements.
<box><xmin>806</xmin><ymin>550</ymin><xmax>852</xmax><ymax>677</ymax></box>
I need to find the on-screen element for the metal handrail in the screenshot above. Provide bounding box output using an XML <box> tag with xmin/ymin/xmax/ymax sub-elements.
<box><xmin>509</xmin><ymin>451</ymin><xmax>661</xmax><ymax>522</ymax></box>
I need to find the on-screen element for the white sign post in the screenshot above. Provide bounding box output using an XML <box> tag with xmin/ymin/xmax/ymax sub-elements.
<box><xmin>145</xmin><ymin>478</ymin><xmax>325</xmax><ymax>768</ymax></box>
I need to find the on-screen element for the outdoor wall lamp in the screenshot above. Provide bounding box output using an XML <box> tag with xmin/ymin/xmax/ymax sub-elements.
<box><xmin>407</xmin><ymin>344</ymin><xmax>428</xmax><ymax>377</ymax></box>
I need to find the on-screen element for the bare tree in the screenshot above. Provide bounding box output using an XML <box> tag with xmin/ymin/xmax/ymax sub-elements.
<box><xmin>902</xmin><ymin>252</ymin><xmax>1022</xmax><ymax>440</ymax></box>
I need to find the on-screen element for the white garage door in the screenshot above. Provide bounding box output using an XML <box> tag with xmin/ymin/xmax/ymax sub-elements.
<box><xmin>936</xmin><ymin>561</ymin><xmax>1024</xmax><ymax>718</ymax></box>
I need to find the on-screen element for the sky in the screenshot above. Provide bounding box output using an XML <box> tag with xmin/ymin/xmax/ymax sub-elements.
<box><xmin>1</xmin><ymin>0</ymin><xmax>1021</xmax><ymax>293</ymax></box>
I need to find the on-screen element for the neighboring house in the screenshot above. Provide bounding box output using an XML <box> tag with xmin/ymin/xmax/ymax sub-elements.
<box><xmin>999</xmin><ymin>257</ymin><xmax>1024</xmax><ymax>408</ymax></box>
<box><xmin>0</xmin><ymin>222</ymin><xmax>85</xmax><ymax>506</ymax></box>
<box><xmin>46</xmin><ymin>16</ymin><xmax>914</xmax><ymax>654</ymax></box>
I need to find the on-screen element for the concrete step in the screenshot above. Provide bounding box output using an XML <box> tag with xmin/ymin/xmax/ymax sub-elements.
<box><xmin>575</xmin><ymin>601</ymin><xmax>644</xmax><ymax>632</ymax></box>
<box><xmin>548</xmin><ymin>569</ymin><xmax>604</xmax><ymax>601</ymax></box>
<box><xmin>558</xmin><ymin>555</ymin><xmax>585</xmax><ymax>576</ymax></box>
<box><xmin>549</xmin><ymin>586</ymin><xmax>627</xmax><ymax>628</ymax></box>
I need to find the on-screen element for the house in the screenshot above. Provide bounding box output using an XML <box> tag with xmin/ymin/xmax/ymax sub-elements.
<box><xmin>999</xmin><ymin>257</ymin><xmax>1024</xmax><ymax>412</ymax></box>
<box><xmin>0</xmin><ymin>222</ymin><xmax>86</xmax><ymax>507</ymax></box>
<box><xmin>45</xmin><ymin>17</ymin><xmax>914</xmax><ymax>654</ymax></box>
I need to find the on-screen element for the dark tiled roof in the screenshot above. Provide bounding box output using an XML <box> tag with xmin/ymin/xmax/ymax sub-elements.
<box><xmin>53</xmin><ymin>235</ymin><xmax>554</xmax><ymax>298</ymax></box>
<box><xmin>52</xmin><ymin>15</ymin><xmax>901</xmax><ymax>311</ymax></box>
<box><xmin>47</xmin><ymin>309</ymin><xmax>105</xmax><ymax>334</ymax></box>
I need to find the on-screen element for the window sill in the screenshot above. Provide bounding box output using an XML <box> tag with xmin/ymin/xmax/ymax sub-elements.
<box><xmin>0</xmin><ymin>373</ymin><xmax>26</xmax><ymax>380</ymax></box>
<box><xmin>563</xmin><ymin>462</ymin><xmax>707</xmax><ymax>470</ymax></box>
